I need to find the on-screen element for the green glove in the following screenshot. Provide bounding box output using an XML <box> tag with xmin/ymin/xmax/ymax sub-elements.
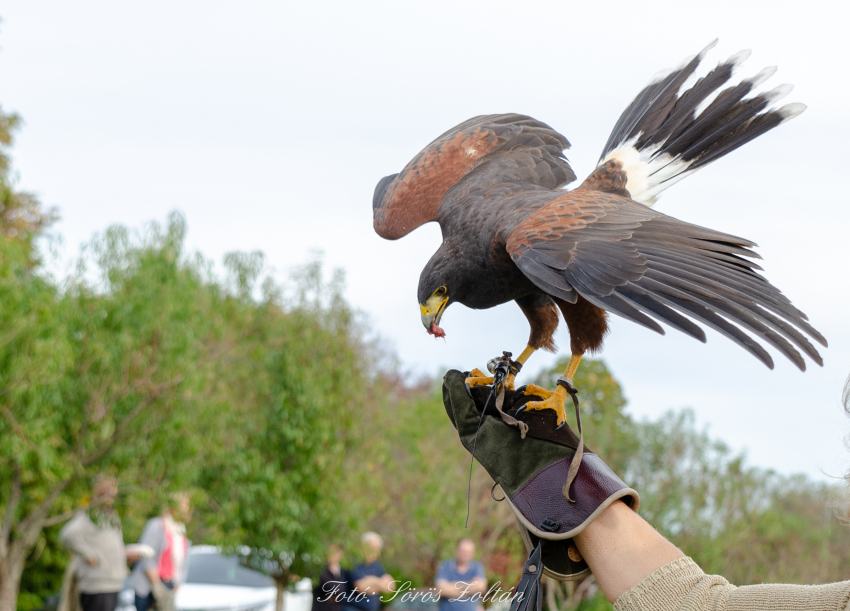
<box><xmin>442</xmin><ymin>369</ymin><xmax>639</xmax><ymax>582</ymax></box>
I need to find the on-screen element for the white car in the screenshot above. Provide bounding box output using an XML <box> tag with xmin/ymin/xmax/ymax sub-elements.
<box><xmin>175</xmin><ymin>546</ymin><xmax>311</xmax><ymax>611</ymax></box>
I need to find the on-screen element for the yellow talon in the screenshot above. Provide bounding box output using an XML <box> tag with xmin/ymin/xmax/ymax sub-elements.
<box><xmin>465</xmin><ymin>368</ymin><xmax>494</xmax><ymax>388</ymax></box>
<box><xmin>521</xmin><ymin>383</ymin><xmax>553</xmax><ymax>400</ymax></box>
<box><xmin>521</xmin><ymin>385</ymin><xmax>568</xmax><ymax>427</ymax></box>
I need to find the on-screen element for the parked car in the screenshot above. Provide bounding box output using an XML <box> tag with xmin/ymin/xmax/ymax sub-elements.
<box><xmin>48</xmin><ymin>546</ymin><xmax>310</xmax><ymax>611</ymax></box>
<box><xmin>176</xmin><ymin>546</ymin><xmax>276</xmax><ymax>611</ymax></box>
<box><xmin>176</xmin><ymin>546</ymin><xmax>312</xmax><ymax>611</ymax></box>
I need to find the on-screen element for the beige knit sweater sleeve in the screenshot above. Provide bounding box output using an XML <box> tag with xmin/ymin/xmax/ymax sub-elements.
<box><xmin>613</xmin><ymin>557</ymin><xmax>850</xmax><ymax>611</ymax></box>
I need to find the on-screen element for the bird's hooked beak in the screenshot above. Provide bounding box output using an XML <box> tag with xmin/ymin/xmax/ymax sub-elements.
<box><xmin>420</xmin><ymin>287</ymin><xmax>448</xmax><ymax>338</ymax></box>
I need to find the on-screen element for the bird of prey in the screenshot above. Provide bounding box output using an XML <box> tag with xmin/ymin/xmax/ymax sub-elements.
<box><xmin>372</xmin><ymin>41</ymin><xmax>826</xmax><ymax>427</ymax></box>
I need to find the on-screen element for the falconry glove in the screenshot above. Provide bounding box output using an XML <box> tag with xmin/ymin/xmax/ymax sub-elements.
<box><xmin>442</xmin><ymin>369</ymin><xmax>639</xmax><ymax>588</ymax></box>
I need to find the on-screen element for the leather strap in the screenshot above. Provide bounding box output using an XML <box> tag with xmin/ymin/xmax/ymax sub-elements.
<box><xmin>556</xmin><ymin>377</ymin><xmax>583</xmax><ymax>503</ymax></box>
<box><xmin>509</xmin><ymin>540</ymin><xmax>543</xmax><ymax>611</ymax></box>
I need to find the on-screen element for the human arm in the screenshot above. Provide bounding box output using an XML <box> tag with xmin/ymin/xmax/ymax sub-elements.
<box><xmin>435</xmin><ymin>562</ymin><xmax>487</xmax><ymax>597</ymax></box>
<box><xmin>573</xmin><ymin>499</ymin><xmax>683</xmax><ymax>602</ymax></box>
<box><xmin>435</xmin><ymin>578</ymin><xmax>486</xmax><ymax>598</ymax></box>
<box><xmin>353</xmin><ymin>574</ymin><xmax>394</xmax><ymax>593</ymax></box>
<box><xmin>59</xmin><ymin>513</ymin><xmax>99</xmax><ymax>566</ymax></box>
<box><xmin>576</xmin><ymin>499</ymin><xmax>850</xmax><ymax>610</ymax></box>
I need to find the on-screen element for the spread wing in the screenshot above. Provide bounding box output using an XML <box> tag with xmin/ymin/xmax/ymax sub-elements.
<box><xmin>372</xmin><ymin>114</ymin><xmax>576</xmax><ymax>240</ymax></box>
<box><xmin>506</xmin><ymin>183</ymin><xmax>826</xmax><ymax>370</ymax></box>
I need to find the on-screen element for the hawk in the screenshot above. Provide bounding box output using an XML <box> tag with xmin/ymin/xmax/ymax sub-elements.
<box><xmin>372</xmin><ymin>41</ymin><xmax>826</xmax><ymax>427</ymax></box>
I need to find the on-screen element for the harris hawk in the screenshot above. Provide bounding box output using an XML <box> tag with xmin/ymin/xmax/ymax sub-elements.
<box><xmin>372</xmin><ymin>41</ymin><xmax>826</xmax><ymax>428</ymax></box>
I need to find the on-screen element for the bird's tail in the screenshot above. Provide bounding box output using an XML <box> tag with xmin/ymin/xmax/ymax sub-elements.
<box><xmin>598</xmin><ymin>40</ymin><xmax>805</xmax><ymax>206</ymax></box>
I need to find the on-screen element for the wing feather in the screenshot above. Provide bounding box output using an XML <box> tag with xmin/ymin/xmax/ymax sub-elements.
<box><xmin>616</xmin><ymin>286</ymin><xmax>707</xmax><ymax>341</ymax></box>
<box><xmin>373</xmin><ymin>114</ymin><xmax>575</xmax><ymax>240</ymax></box>
<box><xmin>638</xmin><ymin>272</ymin><xmax>806</xmax><ymax>370</ymax></box>
<box><xmin>506</xmin><ymin>189</ymin><xmax>824</xmax><ymax>369</ymax></box>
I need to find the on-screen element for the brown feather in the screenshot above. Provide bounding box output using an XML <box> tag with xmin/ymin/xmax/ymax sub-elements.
<box><xmin>374</xmin><ymin>126</ymin><xmax>502</xmax><ymax>240</ymax></box>
<box><xmin>577</xmin><ymin>159</ymin><xmax>631</xmax><ymax>198</ymax></box>
<box><xmin>516</xmin><ymin>294</ymin><xmax>560</xmax><ymax>352</ymax></box>
<box><xmin>556</xmin><ymin>295</ymin><xmax>609</xmax><ymax>355</ymax></box>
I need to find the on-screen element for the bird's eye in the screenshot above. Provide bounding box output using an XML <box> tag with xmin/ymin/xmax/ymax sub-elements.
<box><xmin>434</xmin><ymin>286</ymin><xmax>447</xmax><ymax>298</ymax></box>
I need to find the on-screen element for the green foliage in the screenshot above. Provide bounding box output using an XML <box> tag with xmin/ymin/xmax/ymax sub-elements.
<box><xmin>1</xmin><ymin>207</ymin><xmax>376</xmax><ymax>609</ymax></box>
<box><xmin>352</xmin><ymin>379</ymin><xmax>526</xmax><ymax>588</ymax></box>
<box><xmin>6</xmin><ymin>216</ymin><xmax>850</xmax><ymax>611</ymax></box>
<box><xmin>0</xmin><ymin>191</ymin><xmax>845</xmax><ymax>611</ymax></box>
<box><xmin>0</xmin><ymin>105</ymin><xmax>56</xmax><ymax>254</ymax></box>
<box><xmin>629</xmin><ymin>409</ymin><xmax>850</xmax><ymax>586</ymax></box>
<box><xmin>0</xmin><ymin>212</ymin><xmax>229</xmax><ymax>610</ymax></box>
<box><xmin>192</xmin><ymin>259</ymin><xmax>367</xmax><ymax>584</ymax></box>
<box><xmin>575</xmin><ymin>590</ymin><xmax>612</xmax><ymax>611</ymax></box>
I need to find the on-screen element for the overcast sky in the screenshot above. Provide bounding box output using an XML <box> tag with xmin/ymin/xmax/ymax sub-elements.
<box><xmin>2</xmin><ymin>1</ymin><xmax>849</xmax><ymax>482</ymax></box>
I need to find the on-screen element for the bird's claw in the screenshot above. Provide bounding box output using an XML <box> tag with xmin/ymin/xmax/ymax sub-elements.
<box><xmin>520</xmin><ymin>384</ymin><xmax>553</xmax><ymax>400</ymax></box>
<box><xmin>516</xmin><ymin>385</ymin><xmax>568</xmax><ymax>429</ymax></box>
<box><xmin>465</xmin><ymin>368</ymin><xmax>494</xmax><ymax>390</ymax></box>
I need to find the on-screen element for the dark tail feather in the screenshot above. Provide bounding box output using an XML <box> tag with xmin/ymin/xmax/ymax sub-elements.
<box><xmin>599</xmin><ymin>41</ymin><xmax>804</xmax><ymax>205</ymax></box>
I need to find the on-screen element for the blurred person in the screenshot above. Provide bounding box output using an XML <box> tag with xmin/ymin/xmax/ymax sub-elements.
<box><xmin>346</xmin><ymin>532</ymin><xmax>394</xmax><ymax>611</ymax></box>
<box><xmin>312</xmin><ymin>544</ymin><xmax>349</xmax><ymax>611</ymax></box>
<box><xmin>59</xmin><ymin>475</ymin><xmax>131</xmax><ymax>611</ymax></box>
<box><xmin>128</xmin><ymin>493</ymin><xmax>191</xmax><ymax>611</ymax></box>
<box><xmin>434</xmin><ymin>538</ymin><xmax>486</xmax><ymax>611</ymax></box>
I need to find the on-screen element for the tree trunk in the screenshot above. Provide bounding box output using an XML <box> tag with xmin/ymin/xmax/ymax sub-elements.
<box><xmin>0</xmin><ymin>555</ymin><xmax>25</xmax><ymax>611</ymax></box>
<box><xmin>544</xmin><ymin>576</ymin><xmax>556</xmax><ymax>611</ymax></box>
<box><xmin>274</xmin><ymin>575</ymin><xmax>287</xmax><ymax>611</ymax></box>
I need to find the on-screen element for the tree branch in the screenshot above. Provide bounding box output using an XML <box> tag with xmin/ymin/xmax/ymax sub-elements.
<box><xmin>15</xmin><ymin>476</ymin><xmax>74</xmax><ymax>545</ymax></box>
<box><xmin>0</xmin><ymin>463</ymin><xmax>21</xmax><ymax>558</ymax></box>
<box><xmin>41</xmin><ymin>507</ymin><xmax>81</xmax><ymax>528</ymax></box>
<box><xmin>80</xmin><ymin>374</ymin><xmax>184</xmax><ymax>468</ymax></box>
<box><xmin>1</xmin><ymin>404</ymin><xmax>39</xmax><ymax>452</ymax></box>
<box><xmin>17</xmin><ymin>373</ymin><xmax>183</xmax><ymax>539</ymax></box>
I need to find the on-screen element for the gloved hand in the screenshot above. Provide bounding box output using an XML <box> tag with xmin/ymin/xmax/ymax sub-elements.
<box><xmin>442</xmin><ymin>369</ymin><xmax>639</xmax><ymax>583</ymax></box>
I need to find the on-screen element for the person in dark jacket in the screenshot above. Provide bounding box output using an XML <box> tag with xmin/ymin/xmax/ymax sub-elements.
<box><xmin>347</xmin><ymin>533</ymin><xmax>394</xmax><ymax>611</ymax></box>
<box><xmin>312</xmin><ymin>545</ymin><xmax>348</xmax><ymax>611</ymax></box>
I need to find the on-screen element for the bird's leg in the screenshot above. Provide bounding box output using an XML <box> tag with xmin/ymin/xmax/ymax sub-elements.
<box><xmin>504</xmin><ymin>345</ymin><xmax>536</xmax><ymax>391</ymax></box>
<box><xmin>518</xmin><ymin>354</ymin><xmax>583</xmax><ymax>429</ymax></box>
<box><xmin>469</xmin><ymin>346</ymin><xmax>535</xmax><ymax>391</ymax></box>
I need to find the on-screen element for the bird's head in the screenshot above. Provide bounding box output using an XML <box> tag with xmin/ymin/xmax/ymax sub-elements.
<box><xmin>418</xmin><ymin>249</ymin><xmax>462</xmax><ymax>339</ymax></box>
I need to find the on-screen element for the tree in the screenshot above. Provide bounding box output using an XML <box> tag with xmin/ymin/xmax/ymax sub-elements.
<box><xmin>0</xmin><ymin>213</ymin><xmax>227</xmax><ymax>611</ymax></box>
<box><xmin>0</xmin><ymin>106</ymin><xmax>56</xmax><ymax>255</ymax></box>
<box><xmin>191</xmin><ymin>260</ymin><xmax>369</xmax><ymax>611</ymax></box>
<box><xmin>628</xmin><ymin>409</ymin><xmax>850</xmax><ymax>586</ymax></box>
